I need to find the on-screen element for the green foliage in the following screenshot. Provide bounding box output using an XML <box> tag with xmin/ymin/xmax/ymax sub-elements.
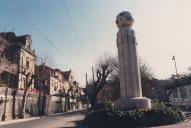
<box><xmin>88</xmin><ymin>102</ymin><xmax>113</xmax><ymax>112</ymax></box>
<box><xmin>143</xmin><ymin>103</ymin><xmax>186</xmax><ymax>126</ymax></box>
<box><xmin>85</xmin><ymin>103</ymin><xmax>186</xmax><ymax>127</ymax></box>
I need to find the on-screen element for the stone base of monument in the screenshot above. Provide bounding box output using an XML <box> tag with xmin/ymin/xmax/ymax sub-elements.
<box><xmin>114</xmin><ymin>97</ymin><xmax>151</xmax><ymax>110</ymax></box>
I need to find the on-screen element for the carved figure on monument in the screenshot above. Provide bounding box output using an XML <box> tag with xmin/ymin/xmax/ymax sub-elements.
<box><xmin>115</xmin><ymin>11</ymin><xmax>151</xmax><ymax>109</ymax></box>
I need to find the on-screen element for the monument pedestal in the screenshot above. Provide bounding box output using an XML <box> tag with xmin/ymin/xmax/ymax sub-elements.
<box><xmin>114</xmin><ymin>97</ymin><xmax>151</xmax><ymax>109</ymax></box>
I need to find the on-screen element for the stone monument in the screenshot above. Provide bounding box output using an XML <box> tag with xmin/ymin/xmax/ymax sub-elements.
<box><xmin>114</xmin><ymin>11</ymin><xmax>151</xmax><ymax>109</ymax></box>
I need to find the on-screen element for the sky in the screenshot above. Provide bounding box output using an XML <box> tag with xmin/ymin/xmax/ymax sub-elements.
<box><xmin>0</xmin><ymin>0</ymin><xmax>191</xmax><ymax>87</ymax></box>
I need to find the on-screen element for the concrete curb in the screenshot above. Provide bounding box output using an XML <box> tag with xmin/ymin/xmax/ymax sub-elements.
<box><xmin>0</xmin><ymin>117</ymin><xmax>40</xmax><ymax>126</ymax></box>
<box><xmin>49</xmin><ymin>108</ymin><xmax>86</xmax><ymax>116</ymax></box>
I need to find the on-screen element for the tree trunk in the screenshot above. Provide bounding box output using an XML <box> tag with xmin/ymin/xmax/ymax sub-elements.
<box><xmin>12</xmin><ymin>89</ymin><xmax>17</xmax><ymax>119</ymax></box>
<box><xmin>59</xmin><ymin>97</ymin><xmax>63</xmax><ymax>112</ymax></box>
<box><xmin>2</xmin><ymin>87</ymin><xmax>8</xmax><ymax>121</ymax></box>
<box><xmin>67</xmin><ymin>97</ymin><xmax>70</xmax><ymax>110</ymax></box>
<box><xmin>37</xmin><ymin>92</ymin><xmax>42</xmax><ymax>116</ymax></box>
<box><xmin>90</xmin><ymin>93</ymin><xmax>97</xmax><ymax>107</ymax></box>
<box><xmin>19</xmin><ymin>88</ymin><xmax>28</xmax><ymax>118</ymax></box>
<box><xmin>165</xmin><ymin>89</ymin><xmax>175</xmax><ymax>104</ymax></box>
<box><xmin>42</xmin><ymin>93</ymin><xmax>46</xmax><ymax>115</ymax></box>
<box><xmin>46</xmin><ymin>95</ymin><xmax>51</xmax><ymax>116</ymax></box>
<box><xmin>64</xmin><ymin>97</ymin><xmax>67</xmax><ymax>112</ymax></box>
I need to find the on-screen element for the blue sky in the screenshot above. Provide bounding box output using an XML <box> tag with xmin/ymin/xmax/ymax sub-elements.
<box><xmin>1</xmin><ymin>0</ymin><xmax>191</xmax><ymax>86</ymax></box>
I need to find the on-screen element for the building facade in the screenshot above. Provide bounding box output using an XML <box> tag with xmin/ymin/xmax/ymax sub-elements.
<box><xmin>0</xmin><ymin>32</ymin><xmax>36</xmax><ymax>89</ymax></box>
<box><xmin>35</xmin><ymin>64</ymin><xmax>73</xmax><ymax>95</ymax></box>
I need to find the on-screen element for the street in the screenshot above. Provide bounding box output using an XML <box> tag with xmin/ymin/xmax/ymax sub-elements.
<box><xmin>1</xmin><ymin>110</ymin><xmax>191</xmax><ymax>128</ymax></box>
<box><xmin>0</xmin><ymin>110</ymin><xmax>86</xmax><ymax>128</ymax></box>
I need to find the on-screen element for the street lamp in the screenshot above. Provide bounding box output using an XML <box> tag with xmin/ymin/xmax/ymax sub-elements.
<box><xmin>172</xmin><ymin>55</ymin><xmax>178</xmax><ymax>78</ymax></box>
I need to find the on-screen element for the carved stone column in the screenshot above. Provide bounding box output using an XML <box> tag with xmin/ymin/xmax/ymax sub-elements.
<box><xmin>114</xmin><ymin>11</ymin><xmax>151</xmax><ymax>109</ymax></box>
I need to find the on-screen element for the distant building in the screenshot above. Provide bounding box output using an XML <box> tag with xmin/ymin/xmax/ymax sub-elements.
<box><xmin>0</xmin><ymin>32</ymin><xmax>36</xmax><ymax>89</ymax></box>
<box><xmin>35</xmin><ymin>64</ymin><xmax>73</xmax><ymax>95</ymax></box>
<box><xmin>35</xmin><ymin>64</ymin><xmax>86</xmax><ymax>109</ymax></box>
<box><xmin>170</xmin><ymin>85</ymin><xmax>191</xmax><ymax>108</ymax></box>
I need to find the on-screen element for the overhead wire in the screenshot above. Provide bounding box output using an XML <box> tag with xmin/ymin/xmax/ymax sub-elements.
<box><xmin>62</xmin><ymin>0</ymin><xmax>87</xmax><ymax>57</ymax></box>
<box><xmin>8</xmin><ymin>0</ymin><xmax>73</xmax><ymax>68</ymax></box>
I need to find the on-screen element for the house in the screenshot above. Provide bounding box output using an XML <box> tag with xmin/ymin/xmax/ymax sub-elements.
<box><xmin>0</xmin><ymin>31</ymin><xmax>85</xmax><ymax>117</ymax></box>
<box><xmin>0</xmin><ymin>32</ymin><xmax>36</xmax><ymax>89</ymax></box>
<box><xmin>35</xmin><ymin>64</ymin><xmax>72</xmax><ymax>95</ymax></box>
<box><xmin>34</xmin><ymin>64</ymin><xmax>86</xmax><ymax>109</ymax></box>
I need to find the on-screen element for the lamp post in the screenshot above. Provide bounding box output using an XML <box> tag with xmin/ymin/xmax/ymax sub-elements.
<box><xmin>172</xmin><ymin>55</ymin><xmax>178</xmax><ymax>78</ymax></box>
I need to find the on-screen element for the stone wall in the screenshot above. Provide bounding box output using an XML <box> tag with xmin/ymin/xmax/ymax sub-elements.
<box><xmin>170</xmin><ymin>85</ymin><xmax>191</xmax><ymax>108</ymax></box>
<box><xmin>0</xmin><ymin>87</ymin><xmax>82</xmax><ymax>121</ymax></box>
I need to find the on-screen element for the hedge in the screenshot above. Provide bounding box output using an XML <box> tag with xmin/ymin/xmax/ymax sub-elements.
<box><xmin>85</xmin><ymin>102</ymin><xmax>186</xmax><ymax>127</ymax></box>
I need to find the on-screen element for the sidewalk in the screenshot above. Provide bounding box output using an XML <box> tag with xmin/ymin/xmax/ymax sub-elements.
<box><xmin>0</xmin><ymin>108</ymin><xmax>86</xmax><ymax>126</ymax></box>
<box><xmin>0</xmin><ymin>117</ymin><xmax>40</xmax><ymax>126</ymax></box>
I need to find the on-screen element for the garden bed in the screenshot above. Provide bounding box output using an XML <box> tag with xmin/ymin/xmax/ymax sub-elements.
<box><xmin>84</xmin><ymin>103</ymin><xmax>186</xmax><ymax>127</ymax></box>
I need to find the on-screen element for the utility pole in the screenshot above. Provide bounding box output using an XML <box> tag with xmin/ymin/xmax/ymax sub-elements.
<box><xmin>85</xmin><ymin>73</ymin><xmax>89</xmax><ymax>108</ymax></box>
<box><xmin>86</xmin><ymin>73</ymin><xmax>88</xmax><ymax>86</ymax></box>
<box><xmin>172</xmin><ymin>55</ymin><xmax>178</xmax><ymax>78</ymax></box>
<box><xmin>92</xmin><ymin>66</ymin><xmax>95</xmax><ymax>85</ymax></box>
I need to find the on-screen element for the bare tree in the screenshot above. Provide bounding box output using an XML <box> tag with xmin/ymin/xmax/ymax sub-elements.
<box><xmin>1</xmin><ymin>59</ymin><xmax>18</xmax><ymax>121</ymax></box>
<box><xmin>19</xmin><ymin>72</ymin><xmax>35</xmax><ymax>119</ymax></box>
<box><xmin>139</xmin><ymin>59</ymin><xmax>156</xmax><ymax>98</ymax></box>
<box><xmin>37</xmin><ymin>52</ymin><xmax>55</xmax><ymax>68</ymax></box>
<box><xmin>108</xmin><ymin>57</ymin><xmax>120</xmax><ymax>82</ymax></box>
<box><xmin>88</xmin><ymin>54</ymin><xmax>113</xmax><ymax>107</ymax></box>
<box><xmin>35</xmin><ymin>54</ymin><xmax>54</xmax><ymax>115</ymax></box>
<box><xmin>62</xmin><ymin>83</ymin><xmax>73</xmax><ymax>111</ymax></box>
<box><xmin>87</xmin><ymin>54</ymin><xmax>156</xmax><ymax>106</ymax></box>
<box><xmin>1</xmin><ymin>86</ymin><xmax>9</xmax><ymax>121</ymax></box>
<box><xmin>35</xmin><ymin>79</ymin><xmax>49</xmax><ymax>116</ymax></box>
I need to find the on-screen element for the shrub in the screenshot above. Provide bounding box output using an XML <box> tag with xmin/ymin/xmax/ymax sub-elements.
<box><xmin>88</xmin><ymin>102</ymin><xmax>114</xmax><ymax>112</ymax></box>
<box><xmin>85</xmin><ymin>102</ymin><xmax>186</xmax><ymax>127</ymax></box>
<box><xmin>85</xmin><ymin>102</ymin><xmax>116</xmax><ymax>126</ymax></box>
<box><xmin>143</xmin><ymin>105</ymin><xmax>186</xmax><ymax>126</ymax></box>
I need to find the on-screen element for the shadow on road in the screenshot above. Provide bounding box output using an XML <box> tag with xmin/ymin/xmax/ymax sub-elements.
<box><xmin>52</xmin><ymin>109</ymin><xmax>87</xmax><ymax>117</ymax></box>
<box><xmin>58</xmin><ymin>120</ymin><xmax>87</xmax><ymax>128</ymax></box>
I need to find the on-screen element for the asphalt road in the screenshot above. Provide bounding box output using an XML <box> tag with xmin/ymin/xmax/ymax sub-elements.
<box><xmin>1</xmin><ymin>110</ymin><xmax>191</xmax><ymax>128</ymax></box>
<box><xmin>0</xmin><ymin>110</ymin><xmax>86</xmax><ymax>128</ymax></box>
